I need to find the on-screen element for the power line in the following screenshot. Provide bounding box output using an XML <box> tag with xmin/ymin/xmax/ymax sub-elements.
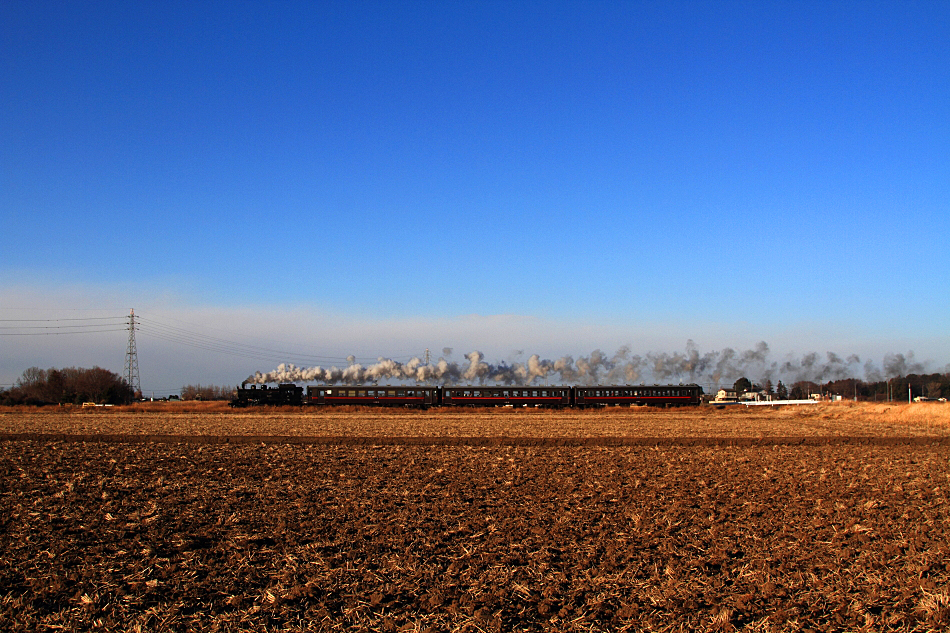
<box><xmin>0</xmin><ymin>316</ymin><xmax>128</xmax><ymax>335</ymax></box>
<box><xmin>0</xmin><ymin>328</ymin><xmax>128</xmax><ymax>336</ymax></box>
<box><xmin>0</xmin><ymin>316</ymin><xmax>126</xmax><ymax>322</ymax></box>
<box><xmin>137</xmin><ymin>321</ymin><xmax>328</xmax><ymax>364</ymax></box>
<box><xmin>0</xmin><ymin>309</ymin><xmax>419</xmax><ymax>369</ymax></box>
<box><xmin>136</xmin><ymin>313</ymin><xmax>405</xmax><ymax>366</ymax></box>
<box><xmin>0</xmin><ymin>324</ymin><xmax>125</xmax><ymax>330</ymax></box>
<box><xmin>138</xmin><ymin>319</ymin><xmax>327</xmax><ymax>361</ymax></box>
<box><xmin>138</xmin><ymin>312</ymin><xmax>420</xmax><ymax>361</ymax></box>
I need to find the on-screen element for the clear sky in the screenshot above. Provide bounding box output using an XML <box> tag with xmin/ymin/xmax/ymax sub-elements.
<box><xmin>2</xmin><ymin>1</ymin><xmax>948</xmax><ymax>393</ymax></box>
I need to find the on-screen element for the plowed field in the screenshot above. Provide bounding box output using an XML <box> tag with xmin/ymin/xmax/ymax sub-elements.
<box><xmin>3</xmin><ymin>400</ymin><xmax>950</xmax><ymax>439</ymax></box>
<box><xmin>2</xmin><ymin>403</ymin><xmax>949</xmax><ymax>631</ymax></box>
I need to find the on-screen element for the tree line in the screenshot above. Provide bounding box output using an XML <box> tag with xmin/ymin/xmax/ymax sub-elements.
<box><xmin>0</xmin><ymin>367</ymin><xmax>239</xmax><ymax>406</ymax></box>
<box><xmin>179</xmin><ymin>384</ymin><xmax>235</xmax><ymax>401</ymax></box>
<box><xmin>732</xmin><ymin>372</ymin><xmax>950</xmax><ymax>401</ymax></box>
<box><xmin>1</xmin><ymin>366</ymin><xmax>134</xmax><ymax>406</ymax></box>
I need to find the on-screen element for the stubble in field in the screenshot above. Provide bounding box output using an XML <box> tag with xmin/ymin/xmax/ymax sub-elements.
<box><xmin>2</xmin><ymin>402</ymin><xmax>949</xmax><ymax>631</ymax></box>
<box><xmin>2</xmin><ymin>401</ymin><xmax>949</xmax><ymax>439</ymax></box>
<box><xmin>2</xmin><ymin>441</ymin><xmax>949</xmax><ymax>631</ymax></box>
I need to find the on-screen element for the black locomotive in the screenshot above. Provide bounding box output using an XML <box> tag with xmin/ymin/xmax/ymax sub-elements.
<box><xmin>231</xmin><ymin>383</ymin><xmax>703</xmax><ymax>408</ymax></box>
<box><xmin>229</xmin><ymin>382</ymin><xmax>305</xmax><ymax>407</ymax></box>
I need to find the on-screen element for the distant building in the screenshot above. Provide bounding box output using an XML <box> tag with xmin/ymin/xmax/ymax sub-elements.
<box><xmin>715</xmin><ymin>388</ymin><xmax>738</xmax><ymax>402</ymax></box>
<box><xmin>739</xmin><ymin>390</ymin><xmax>775</xmax><ymax>402</ymax></box>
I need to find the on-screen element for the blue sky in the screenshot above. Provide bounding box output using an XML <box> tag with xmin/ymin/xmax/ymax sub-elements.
<box><xmin>2</xmin><ymin>1</ymin><xmax>948</xmax><ymax>393</ymax></box>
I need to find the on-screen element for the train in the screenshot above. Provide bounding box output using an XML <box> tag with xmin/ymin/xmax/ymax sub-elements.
<box><xmin>231</xmin><ymin>383</ymin><xmax>704</xmax><ymax>408</ymax></box>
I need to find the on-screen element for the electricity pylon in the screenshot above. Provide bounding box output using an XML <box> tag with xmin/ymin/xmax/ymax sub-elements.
<box><xmin>125</xmin><ymin>309</ymin><xmax>141</xmax><ymax>398</ymax></box>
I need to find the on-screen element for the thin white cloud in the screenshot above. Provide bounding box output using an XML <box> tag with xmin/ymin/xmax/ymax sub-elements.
<box><xmin>2</xmin><ymin>281</ymin><xmax>947</xmax><ymax>394</ymax></box>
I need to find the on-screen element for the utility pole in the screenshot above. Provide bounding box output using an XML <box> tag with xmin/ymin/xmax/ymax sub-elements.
<box><xmin>125</xmin><ymin>309</ymin><xmax>141</xmax><ymax>399</ymax></box>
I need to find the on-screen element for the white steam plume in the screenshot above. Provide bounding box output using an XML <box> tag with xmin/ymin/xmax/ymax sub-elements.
<box><xmin>245</xmin><ymin>342</ymin><xmax>934</xmax><ymax>387</ymax></box>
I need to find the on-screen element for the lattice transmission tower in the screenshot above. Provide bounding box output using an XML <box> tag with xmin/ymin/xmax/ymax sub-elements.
<box><xmin>124</xmin><ymin>309</ymin><xmax>141</xmax><ymax>397</ymax></box>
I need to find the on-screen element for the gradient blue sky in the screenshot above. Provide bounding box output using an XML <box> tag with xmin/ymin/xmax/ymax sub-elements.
<box><xmin>2</xmin><ymin>1</ymin><xmax>948</xmax><ymax>392</ymax></box>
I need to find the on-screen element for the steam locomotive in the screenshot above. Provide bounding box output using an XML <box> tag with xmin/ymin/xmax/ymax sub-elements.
<box><xmin>231</xmin><ymin>383</ymin><xmax>704</xmax><ymax>408</ymax></box>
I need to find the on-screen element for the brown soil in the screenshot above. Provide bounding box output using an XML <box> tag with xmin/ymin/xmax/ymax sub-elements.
<box><xmin>2</xmin><ymin>400</ymin><xmax>950</xmax><ymax>439</ymax></box>
<box><xmin>2</xmin><ymin>405</ymin><xmax>949</xmax><ymax>631</ymax></box>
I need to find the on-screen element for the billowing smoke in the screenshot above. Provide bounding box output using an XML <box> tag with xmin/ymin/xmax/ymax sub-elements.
<box><xmin>882</xmin><ymin>352</ymin><xmax>925</xmax><ymax>378</ymax></box>
<box><xmin>779</xmin><ymin>351</ymin><xmax>863</xmax><ymax>383</ymax></box>
<box><xmin>246</xmin><ymin>341</ymin><xmax>932</xmax><ymax>387</ymax></box>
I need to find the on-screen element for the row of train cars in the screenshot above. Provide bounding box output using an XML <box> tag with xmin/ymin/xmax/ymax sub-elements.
<box><xmin>231</xmin><ymin>382</ymin><xmax>704</xmax><ymax>408</ymax></box>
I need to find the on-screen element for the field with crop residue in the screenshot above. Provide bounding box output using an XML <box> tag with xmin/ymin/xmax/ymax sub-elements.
<box><xmin>1</xmin><ymin>403</ymin><xmax>949</xmax><ymax>631</ymax></box>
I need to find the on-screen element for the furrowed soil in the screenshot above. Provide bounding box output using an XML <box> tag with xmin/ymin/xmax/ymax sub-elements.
<box><xmin>3</xmin><ymin>400</ymin><xmax>950</xmax><ymax>439</ymax></box>
<box><xmin>2</xmin><ymin>403</ymin><xmax>949</xmax><ymax>631</ymax></box>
